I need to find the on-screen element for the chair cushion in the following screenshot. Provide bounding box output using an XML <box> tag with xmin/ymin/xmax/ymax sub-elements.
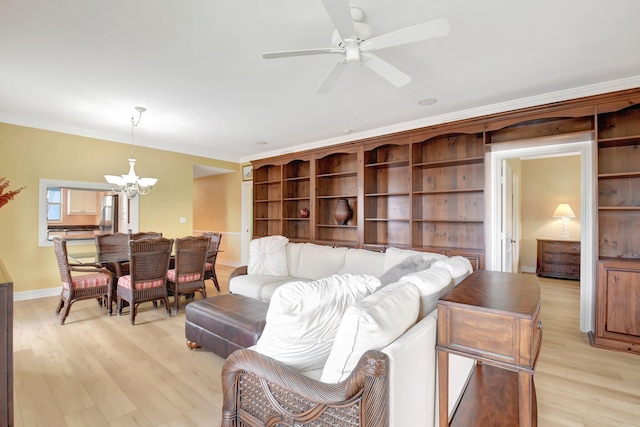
<box><xmin>431</xmin><ymin>256</ymin><xmax>474</xmax><ymax>285</ymax></box>
<box><xmin>254</xmin><ymin>274</ymin><xmax>381</xmax><ymax>372</ymax></box>
<box><xmin>248</xmin><ymin>235</ymin><xmax>289</xmax><ymax>276</ymax></box>
<box><xmin>64</xmin><ymin>272</ymin><xmax>111</xmax><ymax>290</ymax></box>
<box><xmin>382</xmin><ymin>247</ymin><xmax>447</xmax><ymax>273</ymax></box>
<box><xmin>378</xmin><ymin>254</ymin><xmax>433</xmax><ymax>286</ymax></box>
<box><xmin>229</xmin><ymin>274</ymin><xmax>298</xmax><ymax>300</ymax></box>
<box><xmin>399</xmin><ymin>266</ymin><xmax>454</xmax><ymax>318</ymax></box>
<box><xmin>337</xmin><ymin>248</ymin><xmax>386</xmax><ymax>277</ymax></box>
<box><xmin>294</xmin><ymin>243</ymin><xmax>348</xmax><ymax>280</ymax></box>
<box><xmin>204</xmin><ymin>262</ymin><xmax>213</xmax><ymax>271</ymax></box>
<box><xmin>117</xmin><ymin>275</ymin><xmax>164</xmax><ymax>290</ymax></box>
<box><xmin>321</xmin><ymin>281</ymin><xmax>420</xmax><ymax>383</ymax></box>
<box><xmin>166</xmin><ymin>269</ymin><xmax>202</xmax><ymax>283</ymax></box>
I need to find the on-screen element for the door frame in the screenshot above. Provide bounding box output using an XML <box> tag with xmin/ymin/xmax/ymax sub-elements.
<box><xmin>487</xmin><ymin>137</ymin><xmax>596</xmax><ymax>333</ymax></box>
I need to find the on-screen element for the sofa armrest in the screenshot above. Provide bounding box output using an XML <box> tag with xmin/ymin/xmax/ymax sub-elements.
<box><xmin>221</xmin><ymin>348</ymin><xmax>389</xmax><ymax>427</ymax></box>
<box><xmin>228</xmin><ymin>265</ymin><xmax>248</xmax><ymax>283</ymax></box>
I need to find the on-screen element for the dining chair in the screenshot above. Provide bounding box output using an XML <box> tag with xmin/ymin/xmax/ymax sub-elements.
<box><xmin>166</xmin><ymin>236</ymin><xmax>210</xmax><ymax>313</ymax></box>
<box><xmin>202</xmin><ymin>232</ymin><xmax>222</xmax><ymax>291</ymax></box>
<box><xmin>130</xmin><ymin>231</ymin><xmax>162</xmax><ymax>240</ymax></box>
<box><xmin>53</xmin><ymin>236</ymin><xmax>112</xmax><ymax>325</ymax></box>
<box><xmin>95</xmin><ymin>232</ymin><xmax>130</xmax><ymax>313</ymax></box>
<box><xmin>116</xmin><ymin>237</ymin><xmax>173</xmax><ymax>325</ymax></box>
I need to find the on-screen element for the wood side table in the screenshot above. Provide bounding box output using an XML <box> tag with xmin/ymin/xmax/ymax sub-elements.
<box><xmin>437</xmin><ymin>271</ymin><xmax>542</xmax><ymax>427</ymax></box>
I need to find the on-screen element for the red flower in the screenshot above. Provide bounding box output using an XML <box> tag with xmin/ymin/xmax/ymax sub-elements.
<box><xmin>0</xmin><ymin>177</ymin><xmax>25</xmax><ymax>209</ymax></box>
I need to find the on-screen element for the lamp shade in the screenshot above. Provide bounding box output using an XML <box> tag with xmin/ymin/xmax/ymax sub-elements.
<box><xmin>552</xmin><ymin>203</ymin><xmax>576</xmax><ymax>219</ymax></box>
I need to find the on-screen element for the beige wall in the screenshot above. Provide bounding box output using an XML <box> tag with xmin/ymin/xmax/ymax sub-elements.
<box><xmin>193</xmin><ymin>173</ymin><xmax>243</xmax><ymax>266</ymax></box>
<box><xmin>520</xmin><ymin>156</ymin><xmax>582</xmax><ymax>271</ymax></box>
<box><xmin>0</xmin><ymin>123</ymin><xmax>242</xmax><ymax>295</ymax></box>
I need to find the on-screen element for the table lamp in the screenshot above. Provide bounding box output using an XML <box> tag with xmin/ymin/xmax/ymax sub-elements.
<box><xmin>552</xmin><ymin>203</ymin><xmax>576</xmax><ymax>239</ymax></box>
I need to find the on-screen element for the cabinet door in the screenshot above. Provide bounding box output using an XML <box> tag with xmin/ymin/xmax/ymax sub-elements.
<box><xmin>594</xmin><ymin>261</ymin><xmax>640</xmax><ymax>354</ymax></box>
<box><xmin>67</xmin><ymin>190</ymin><xmax>97</xmax><ymax>215</ymax></box>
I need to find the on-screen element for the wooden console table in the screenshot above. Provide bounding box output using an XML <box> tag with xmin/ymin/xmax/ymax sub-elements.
<box><xmin>437</xmin><ymin>271</ymin><xmax>542</xmax><ymax>427</ymax></box>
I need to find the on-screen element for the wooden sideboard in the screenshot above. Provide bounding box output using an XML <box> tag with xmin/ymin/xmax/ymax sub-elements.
<box><xmin>0</xmin><ymin>259</ymin><xmax>13</xmax><ymax>426</ymax></box>
<box><xmin>437</xmin><ymin>271</ymin><xmax>542</xmax><ymax>427</ymax></box>
<box><xmin>536</xmin><ymin>238</ymin><xmax>580</xmax><ymax>280</ymax></box>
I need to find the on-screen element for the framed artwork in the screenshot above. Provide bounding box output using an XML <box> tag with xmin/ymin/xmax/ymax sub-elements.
<box><xmin>242</xmin><ymin>165</ymin><xmax>253</xmax><ymax>181</ymax></box>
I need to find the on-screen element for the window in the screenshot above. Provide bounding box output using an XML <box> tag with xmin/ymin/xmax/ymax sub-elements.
<box><xmin>46</xmin><ymin>187</ymin><xmax>62</xmax><ymax>221</ymax></box>
<box><xmin>38</xmin><ymin>179</ymin><xmax>139</xmax><ymax>247</ymax></box>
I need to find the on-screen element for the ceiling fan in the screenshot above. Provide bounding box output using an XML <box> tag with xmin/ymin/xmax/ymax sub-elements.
<box><xmin>262</xmin><ymin>0</ymin><xmax>450</xmax><ymax>93</ymax></box>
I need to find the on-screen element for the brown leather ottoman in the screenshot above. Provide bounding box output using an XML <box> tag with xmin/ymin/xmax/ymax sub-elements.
<box><xmin>185</xmin><ymin>294</ymin><xmax>269</xmax><ymax>358</ymax></box>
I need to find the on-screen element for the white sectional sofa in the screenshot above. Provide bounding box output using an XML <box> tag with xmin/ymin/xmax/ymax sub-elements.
<box><xmin>223</xmin><ymin>236</ymin><xmax>476</xmax><ymax>427</ymax></box>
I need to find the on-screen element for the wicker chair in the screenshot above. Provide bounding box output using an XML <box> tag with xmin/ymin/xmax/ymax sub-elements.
<box><xmin>95</xmin><ymin>232</ymin><xmax>130</xmax><ymax>313</ymax></box>
<box><xmin>130</xmin><ymin>231</ymin><xmax>163</xmax><ymax>240</ymax></box>
<box><xmin>166</xmin><ymin>236</ymin><xmax>210</xmax><ymax>313</ymax></box>
<box><xmin>116</xmin><ymin>237</ymin><xmax>173</xmax><ymax>325</ymax></box>
<box><xmin>202</xmin><ymin>232</ymin><xmax>222</xmax><ymax>291</ymax></box>
<box><xmin>221</xmin><ymin>349</ymin><xmax>389</xmax><ymax>427</ymax></box>
<box><xmin>53</xmin><ymin>236</ymin><xmax>112</xmax><ymax>325</ymax></box>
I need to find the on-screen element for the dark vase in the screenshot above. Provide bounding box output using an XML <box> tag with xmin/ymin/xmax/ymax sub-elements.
<box><xmin>334</xmin><ymin>198</ymin><xmax>353</xmax><ymax>225</ymax></box>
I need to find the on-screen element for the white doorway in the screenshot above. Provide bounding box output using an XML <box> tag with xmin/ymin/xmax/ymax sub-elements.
<box><xmin>487</xmin><ymin>137</ymin><xmax>596</xmax><ymax>333</ymax></box>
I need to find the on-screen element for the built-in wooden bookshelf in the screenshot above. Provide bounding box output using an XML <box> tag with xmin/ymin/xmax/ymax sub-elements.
<box><xmin>251</xmin><ymin>87</ymin><xmax>640</xmax><ymax>284</ymax></box>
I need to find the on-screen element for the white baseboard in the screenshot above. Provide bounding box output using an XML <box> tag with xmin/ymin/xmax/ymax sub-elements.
<box><xmin>520</xmin><ymin>266</ymin><xmax>536</xmax><ymax>274</ymax></box>
<box><xmin>14</xmin><ymin>287</ymin><xmax>60</xmax><ymax>301</ymax></box>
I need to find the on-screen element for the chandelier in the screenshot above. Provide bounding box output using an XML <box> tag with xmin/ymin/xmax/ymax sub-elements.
<box><xmin>104</xmin><ymin>106</ymin><xmax>158</xmax><ymax>198</ymax></box>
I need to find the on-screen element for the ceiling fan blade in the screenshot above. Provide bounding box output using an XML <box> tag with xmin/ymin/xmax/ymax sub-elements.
<box><xmin>316</xmin><ymin>57</ymin><xmax>347</xmax><ymax>94</ymax></box>
<box><xmin>321</xmin><ymin>0</ymin><xmax>356</xmax><ymax>41</ymax></box>
<box><xmin>263</xmin><ymin>48</ymin><xmax>344</xmax><ymax>59</ymax></box>
<box><xmin>360</xmin><ymin>18</ymin><xmax>450</xmax><ymax>52</ymax></box>
<box><xmin>362</xmin><ymin>53</ymin><xmax>411</xmax><ymax>88</ymax></box>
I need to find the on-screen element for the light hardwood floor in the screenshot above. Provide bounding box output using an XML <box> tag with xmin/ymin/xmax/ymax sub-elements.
<box><xmin>13</xmin><ymin>270</ymin><xmax>640</xmax><ymax>426</ymax></box>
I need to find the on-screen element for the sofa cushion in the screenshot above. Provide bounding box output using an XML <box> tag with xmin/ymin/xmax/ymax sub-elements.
<box><xmin>382</xmin><ymin>247</ymin><xmax>447</xmax><ymax>273</ymax></box>
<box><xmin>378</xmin><ymin>254</ymin><xmax>433</xmax><ymax>286</ymax></box>
<box><xmin>320</xmin><ymin>281</ymin><xmax>420</xmax><ymax>383</ymax></box>
<box><xmin>229</xmin><ymin>274</ymin><xmax>297</xmax><ymax>300</ymax></box>
<box><xmin>254</xmin><ymin>274</ymin><xmax>381</xmax><ymax>372</ymax></box>
<box><xmin>399</xmin><ymin>266</ymin><xmax>454</xmax><ymax>318</ymax></box>
<box><xmin>337</xmin><ymin>248</ymin><xmax>385</xmax><ymax>277</ymax></box>
<box><xmin>293</xmin><ymin>243</ymin><xmax>348</xmax><ymax>280</ymax></box>
<box><xmin>431</xmin><ymin>256</ymin><xmax>474</xmax><ymax>285</ymax></box>
<box><xmin>248</xmin><ymin>235</ymin><xmax>289</xmax><ymax>276</ymax></box>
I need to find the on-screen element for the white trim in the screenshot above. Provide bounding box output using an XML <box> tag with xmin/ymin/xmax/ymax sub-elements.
<box><xmin>38</xmin><ymin>179</ymin><xmax>139</xmax><ymax>247</ymax></box>
<box><xmin>192</xmin><ymin>229</ymin><xmax>242</xmax><ymax>237</ymax></box>
<box><xmin>488</xmin><ymin>138</ymin><xmax>595</xmax><ymax>333</ymax></box>
<box><xmin>14</xmin><ymin>287</ymin><xmax>61</xmax><ymax>301</ymax></box>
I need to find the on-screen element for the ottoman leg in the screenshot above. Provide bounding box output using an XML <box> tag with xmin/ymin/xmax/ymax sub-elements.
<box><xmin>187</xmin><ymin>340</ymin><xmax>202</xmax><ymax>350</ymax></box>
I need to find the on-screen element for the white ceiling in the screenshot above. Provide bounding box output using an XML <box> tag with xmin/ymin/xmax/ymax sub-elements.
<box><xmin>2</xmin><ymin>0</ymin><xmax>640</xmax><ymax>164</ymax></box>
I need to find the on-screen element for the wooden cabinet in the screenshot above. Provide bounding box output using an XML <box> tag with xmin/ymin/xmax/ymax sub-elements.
<box><xmin>536</xmin><ymin>238</ymin><xmax>580</xmax><ymax>280</ymax></box>
<box><xmin>437</xmin><ymin>271</ymin><xmax>541</xmax><ymax>427</ymax></box>
<box><xmin>315</xmin><ymin>150</ymin><xmax>359</xmax><ymax>247</ymax></box>
<box><xmin>253</xmin><ymin>164</ymin><xmax>282</xmax><ymax>239</ymax></box>
<box><xmin>66</xmin><ymin>189</ymin><xmax>97</xmax><ymax>215</ymax></box>
<box><xmin>589</xmin><ymin>260</ymin><xmax>640</xmax><ymax>355</ymax></box>
<box><xmin>282</xmin><ymin>158</ymin><xmax>311</xmax><ymax>242</ymax></box>
<box><xmin>592</xmin><ymin>101</ymin><xmax>640</xmax><ymax>354</ymax></box>
<box><xmin>251</xmin><ymin>130</ymin><xmax>485</xmax><ymax>265</ymax></box>
<box><xmin>363</xmin><ymin>142</ymin><xmax>411</xmax><ymax>250</ymax></box>
<box><xmin>412</xmin><ymin>132</ymin><xmax>485</xmax><ymax>254</ymax></box>
<box><xmin>0</xmin><ymin>259</ymin><xmax>13</xmax><ymax>426</ymax></box>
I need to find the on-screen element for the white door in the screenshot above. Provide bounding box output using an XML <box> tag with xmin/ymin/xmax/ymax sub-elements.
<box><xmin>241</xmin><ymin>180</ymin><xmax>253</xmax><ymax>265</ymax></box>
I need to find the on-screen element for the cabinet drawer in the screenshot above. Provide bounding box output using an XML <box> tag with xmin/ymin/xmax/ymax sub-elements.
<box><xmin>539</xmin><ymin>263</ymin><xmax>580</xmax><ymax>276</ymax></box>
<box><xmin>541</xmin><ymin>242</ymin><xmax>580</xmax><ymax>254</ymax></box>
<box><xmin>541</xmin><ymin>253</ymin><xmax>580</xmax><ymax>265</ymax></box>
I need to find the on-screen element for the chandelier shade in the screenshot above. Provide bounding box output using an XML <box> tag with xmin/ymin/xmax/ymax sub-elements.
<box><xmin>105</xmin><ymin>107</ymin><xmax>157</xmax><ymax>198</ymax></box>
